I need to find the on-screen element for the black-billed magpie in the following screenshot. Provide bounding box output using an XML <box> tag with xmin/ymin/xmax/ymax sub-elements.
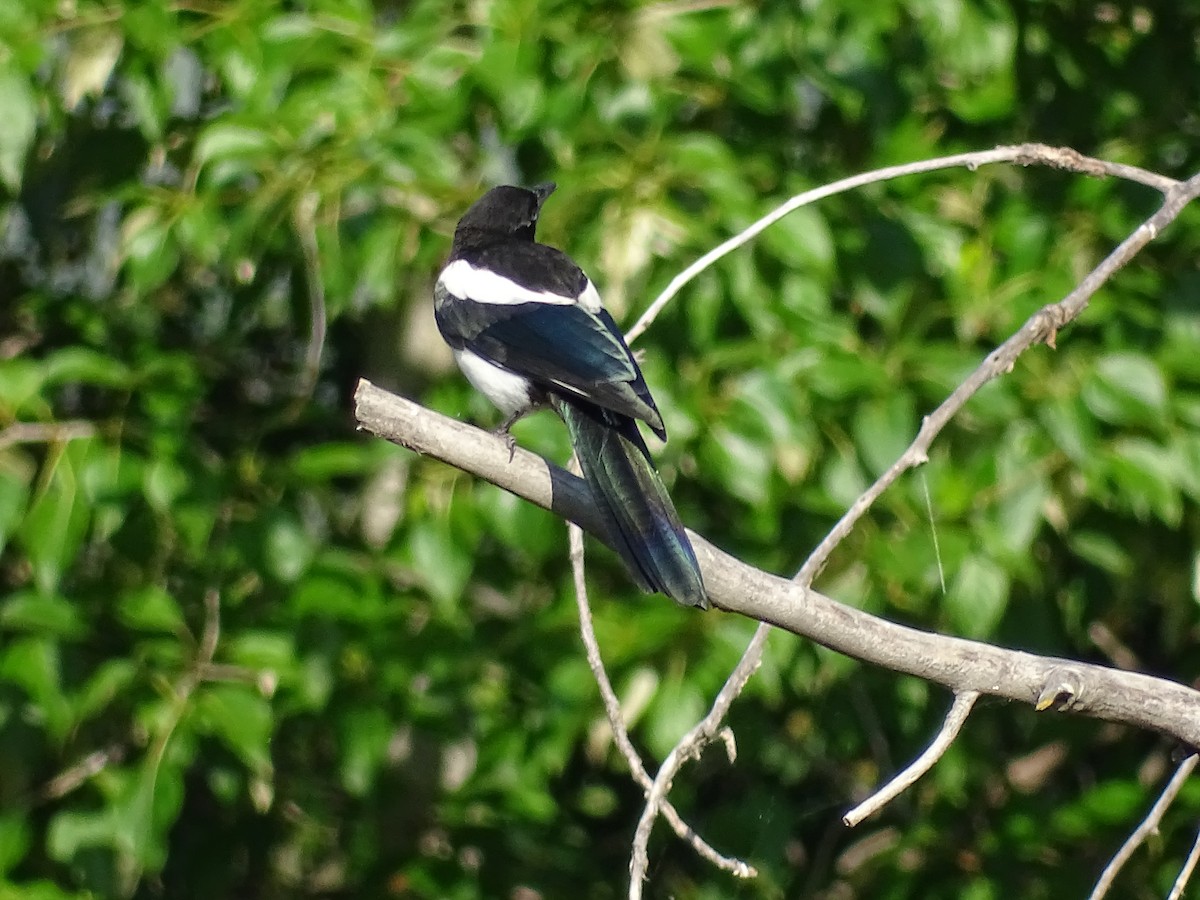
<box><xmin>434</xmin><ymin>183</ymin><xmax>708</xmax><ymax>610</ymax></box>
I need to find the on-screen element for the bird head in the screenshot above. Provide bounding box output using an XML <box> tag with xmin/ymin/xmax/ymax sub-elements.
<box><xmin>453</xmin><ymin>182</ymin><xmax>557</xmax><ymax>243</ymax></box>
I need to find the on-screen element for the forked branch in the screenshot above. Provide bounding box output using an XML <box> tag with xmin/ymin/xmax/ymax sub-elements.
<box><xmin>355</xmin><ymin>145</ymin><xmax>1200</xmax><ymax>897</ymax></box>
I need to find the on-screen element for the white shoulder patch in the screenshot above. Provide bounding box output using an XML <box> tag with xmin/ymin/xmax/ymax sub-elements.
<box><xmin>577</xmin><ymin>279</ymin><xmax>602</xmax><ymax>313</ymax></box>
<box><xmin>438</xmin><ymin>259</ymin><xmax>576</xmax><ymax>307</ymax></box>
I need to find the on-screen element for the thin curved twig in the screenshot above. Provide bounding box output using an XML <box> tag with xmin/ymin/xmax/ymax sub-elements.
<box><xmin>1089</xmin><ymin>754</ymin><xmax>1198</xmax><ymax>900</ymax></box>
<box><xmin>796</xmin><ymin>170</ymin><xmax>1200</xmax><ymax>587</ymax></box>
<box><xmin>629</xmin><ymin>622</ymin><xmax>770</xmax><ymax>896</ymax></box>
<box><xmin>567</xmin><ymin>523</ymin><xmax>755</xmax><ymax>879</ymax></box>
<box><xmin>621</xmin><ymin>156</ymin><xmax>1199</xmax><ymax>884</ymax></box>
<box><xmin>1167</xmin><ymin>820</ymin><xmax>1200</xmax><ymax>900</ymax></box>
<box><xmin>843</xmin><ymin>691</ymin><xmax>979</xmax><ymax>827</ymax></box>
<box><xmin>626</xmin><ymin>143</ymin><xmax>1179</xmax><ymax>344</ymax></box>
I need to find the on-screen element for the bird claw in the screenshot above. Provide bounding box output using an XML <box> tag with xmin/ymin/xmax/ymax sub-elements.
<box><xmin>497</xmin><ymin>429</ymin><xmax>517</xmax><ymax>462</ymax></box>
<box><xmin>493</xmin><ymin>417</ymin><xmax>520</xmax><ymax>463</ymax></box>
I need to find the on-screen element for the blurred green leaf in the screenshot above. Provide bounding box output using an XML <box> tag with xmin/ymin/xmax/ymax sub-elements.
<box><xmin>118</xmin><ymin>586</ymin><xmax>185</xmax><ymax>634</ymax></box>
<box><xmin>74</xmin><ymin>658</ymin><xmax>138</xmax><ymax>722</ymax></box>
<box><xmin>996</xmin><ymin>475</ymin><xmax>1047</xmax><ymax>555</ymax></box>
<box><xmin>196</xmin><ymin>685</ymin><xmax>274</xmax><ymax>774</ymax></box>
<box><xmin>0</xmin><ymin>359</ymin><xmax>45</xmax><ymax>410</ymax></box>
<box><xmin>42</xmin><ymin>348</ymin><xmax>131</xmax><ymax>389</ymax></box>
<box><xmin>225</xmin><ymin>629</ymin><xmax>295</xmax><ymax>674</ymax></box>
<box><xmin>853</xmin><ymin>394</ymin><xmax>915</xmax><ymax>477</ymax></box>
<box><xmin>113</xmin><ymin>761</ymin><xmax>179</xmax><ymax>874</ymax></box>
<box><xmin>405</xmin><ymin>518</ymin><xmax>472</xmax><ymax>610</ymax></box>
<box><xmin>264</xmin><ymin>513</ymin><xmax>314</xmax><ymax>583</ymax></box>
<box><xmin>759</xmin><ymin>204</ymin><xmax>836</xmax><ymax>276</ymax></box>
<box><xmin>945</xmin><ymin>555</ymin><xmax>1009</xmax><ymax>639</ymax></box>
<box><xmin>1055</xmin><ymin>779</ymin><xmax>1145</xmax><ymax>837</ymax></box>
<box><xmin>1083</xmin><ymin>353</ymin><xmax>1168</xmax><ymax>428</ymax></box>
<box><xmin>0</xmin><ymin>70</ymin><xmax>36</xmax><ymax>192</ymax></box>
<box><xmin>47</xmin><ymin>808</ymin><xmax>116</xmax><ymax>863</ymax></box>
<box><xmin>17</xmin><ymin>444</ymin><xmax>92</xmax><ymax>595</ymax></box>
<box><xmin>0</xmin><ymin>466</ymin><xmax>30</xmax><ymax>556</ymax></box>
<box><xmin>143</xmin><ymin>457</ymin><xmax>188</xmax><ymax>514</ymax></box>
<box><xmin>289</xmin><ymin>442</ymin><xmax>389</xmax><ymax>481</ymax></box>
<box><xmin>1069</xmin><ymin>530</ymin><xmax>1132</xmax><ymax>576</ymax></box>
<box><xmin>645</xmin><ymin>677</ymin><xmax>704</xmax><ymax>759</ymax></box>
<box><xmin>0</xmin><ymin>882</ymin><xmax>91</xmax><ymax>900</ymax></box>
<box><xmin>0</xmin><ymin>812</ymin><xmax>31</xmax><ymax>876</ymax></box>
<box><xmin>194</xmin><ymin>121</ymin><xmax>276</xmax><ymax>171</ymax></box>
<box><xmin>0</xmin><ymin>590</ymin><xmax>86</xmax><ymax>638</ymax></box>
<box><xmin>1103</xmin><ymin>436</ymin><xmax>1182</xmax><ymax>524</ymax></box>
<box><xmin>339</xmin><ymin>705</ymin><xmax>392</xmax><ymax>797</ymax></box>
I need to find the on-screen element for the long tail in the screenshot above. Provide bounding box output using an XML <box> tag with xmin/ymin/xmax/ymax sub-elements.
<box><xmin>554</xmin><ymin>397</ymin><xmax>708</xmax><ymax>609</ymax></box>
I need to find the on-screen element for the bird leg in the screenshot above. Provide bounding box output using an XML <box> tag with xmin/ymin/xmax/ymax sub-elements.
<box><xmin>493</xmin><ymin>411</ymin><xmax>524</xmax><ymax>462</ymax></box>
<box><xmin>492</xmin><ymin>392</ymin><xmax>550</xmax><ymax>462</ymax></box>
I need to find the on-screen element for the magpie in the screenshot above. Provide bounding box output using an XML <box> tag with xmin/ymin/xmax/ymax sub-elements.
<box><xmin>433</xmin><ymin>183</ymin><xmax>708</xmax><ymax>610</ymax></box>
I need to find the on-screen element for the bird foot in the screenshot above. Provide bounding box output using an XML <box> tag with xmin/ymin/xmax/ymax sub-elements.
<box><xmin>493</xmin><ymin>417</ymin><xmax>520</xmax><ymax>463</ymax></box>
<box><xmin>496</xmin><ymin>429</ymin><xmax>517</xmax><ymax>462</ymax></box>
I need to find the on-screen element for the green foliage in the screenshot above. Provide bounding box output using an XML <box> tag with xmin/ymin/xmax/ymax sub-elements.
<box><xmin>2</xmin><ymin>0</ymin><xmax>1200</xmax><ymax>897</ymax></box>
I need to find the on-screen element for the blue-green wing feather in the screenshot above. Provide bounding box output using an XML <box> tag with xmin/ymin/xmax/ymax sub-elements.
<box><xmin>437</xmin><ymin>296</ymin><xmax>666</xmax><ymax>439</ymax></box>
<box><xmin>555</xmin><ymin>397</ymin><xmax>707</xmax><ymax>609</ymax></box>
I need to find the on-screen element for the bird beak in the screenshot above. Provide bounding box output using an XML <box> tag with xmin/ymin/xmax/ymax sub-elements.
<box><xmin>530</xmin><ymin>182</ymin><xmax>557</xmax><ymax>208</ymax></box>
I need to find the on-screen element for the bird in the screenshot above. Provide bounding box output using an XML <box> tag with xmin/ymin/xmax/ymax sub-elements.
<box><xmin>433</xmin><ymin>183</ymin><xmax>708</xmax><ymax>610</ymax></box>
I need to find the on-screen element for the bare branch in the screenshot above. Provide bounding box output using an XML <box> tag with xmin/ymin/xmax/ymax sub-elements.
<box><xmin>1089</xmin><ymin>754</ymin><xmax>1199</xmax><ymax>900</ymax></box>
<box><xmin>291</xmin><ymin>191</ymin><xmax>327</xmax><ymax>406</ymax></box>
<box><xmin>354</xmin><ymin>379</ymin><xmax>1200</xmax><ymax>749</ymax></box>
<box><xmin>626</xmin><ymin>143</ymin><xmax>1180</xmax><ymax>344</ymax></box>
<box><xmin>843</xmin><ymin>691</ymin><xmax>980</xmax><ymax>827</ymax></box>
<box><xmin>38</xmin><ymin>743</ymin><xmax>126</xmax><ymax>802</ymax></box>
<box><xmin>0</xmin><ymin>421</ymin><xmax>96</xmax><ymax>450</ymax></box>
<box><xmin>567</xmin><ymin>524</ymin><xmax>755</xmax><ymax>878</ymax></box>
<box><xmin>797</xmin><ymin>170</ymin><xmax>1200</xmax><ymax>586</ymax></box>
<box><xmin>629</xmin><ymin>622</ymin><xmax>771</xmax><ymax>897</ymax></box>
<box><xmin>357</xmin><ymin>151</ymin><xmax>1200</xmax><ymax>893</ymax></box>
<box><xmin>617</xmin><ymin>157</ymin><xmax>1197</xmax><ymax>885</ymax></box>
<box><xmin>1167</xmin><ymin>820</ymin><xmax>1200</xmax><ymax>900</ymax></box>
<box><xmin>34</xmin><ymin>589</ymin><xmax>273</xmax><ymax>808</ymax></box>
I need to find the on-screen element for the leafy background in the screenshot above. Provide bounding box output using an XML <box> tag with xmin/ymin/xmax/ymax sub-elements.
<box><xmin>2</xmin><ymin>0</ymin><xmax>1200</xmax><ymax>897</ymax></box>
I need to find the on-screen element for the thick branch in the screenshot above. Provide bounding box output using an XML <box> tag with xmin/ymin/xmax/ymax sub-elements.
<box><xmin>355</xmin><ymin>380</ymin><xmax>1200</xmax><ymax>748</ymax></box>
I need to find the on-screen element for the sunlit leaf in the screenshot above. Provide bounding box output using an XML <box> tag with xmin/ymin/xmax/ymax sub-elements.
<box><xmin>945</xmin><ymin>555</ymin><xmax>1009</xmax><ymax>639</ymax></box>
<box><xmin>1083</xmin><ymin>352</ymin><xmax>1168</xmax><ymax>428</ymax></box>
<box><xmin>0</xmin><ymin>71</ymin><xmax>37</xmax><ymax>192</ymax></box>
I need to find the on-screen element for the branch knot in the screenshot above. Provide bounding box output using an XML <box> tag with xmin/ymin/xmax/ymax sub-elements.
<box><xmin>1036</xmin><ymin>666</ymin><xmax>1086</xmax><ymax>711</ymax></box>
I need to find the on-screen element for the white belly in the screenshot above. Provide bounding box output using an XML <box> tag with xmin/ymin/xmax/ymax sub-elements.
<box><xmin>454</xmin><ymin>349</ymin><xmax>533</xmax><ymax>418</ymax></box>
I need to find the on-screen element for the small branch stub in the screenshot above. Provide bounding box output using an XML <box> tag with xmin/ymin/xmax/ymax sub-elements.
<box><xmin>1036</xmin><ymin>667</ymin><xmax>1085</xmax><ymax>712</ymax></box>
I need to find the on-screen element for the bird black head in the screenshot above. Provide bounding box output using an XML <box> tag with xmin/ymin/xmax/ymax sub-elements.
<box><xmin>453</xmin><ymin>183</ymin><xmax>557</xmax><ymax>246</ymax></box>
